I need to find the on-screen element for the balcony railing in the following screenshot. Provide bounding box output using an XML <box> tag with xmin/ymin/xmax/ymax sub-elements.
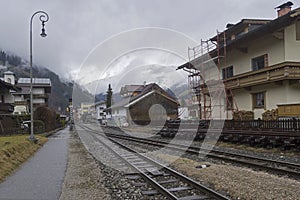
<box><xmin>225</xmin><ymin>63</ymin><xmax>300</xmax><ymax>89</ymax></box>
<box><xmin>0</xmin><ymin>103</ymin><xmax>14</xmax><ymax>113</ymax></box>
<box><xmin>33</xmin><ymin>93</ymin><xmax>49</xmax><ymax>98</ymax></box>
<box><xmin>200</xmin><ymin>62</ymin><xmax>300</xmax><ymax>93</ymax></box>
<box><xmin>14</xmin><ymin>101</ymin><xmax>27</xmax><ymax>105</ymax></box>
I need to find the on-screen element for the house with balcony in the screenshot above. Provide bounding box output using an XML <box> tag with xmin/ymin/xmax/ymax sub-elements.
<box><xmin>178</xmin><ymin>2</ymin><xmax>300</xmax><ymax>119</ymax></box>
<box><xmin>13</xmin><ymin>78</ymin><xmax>51</xmax><ymax>114</ymax></box>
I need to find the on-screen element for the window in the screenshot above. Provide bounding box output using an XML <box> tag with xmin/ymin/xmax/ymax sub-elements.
<box><xmin>253</xmin><ymin>92</ymin><xmax>265</xmax><ymax>109</ymax></box>
<box><xmin>296</xmin><ymin>20</ymin><xmax>300</xmax><ymax>41</ymax></box>
<box><xmin>222</xmin><ymin>66</ymin><xmax>233</xmax><ymax>79</ymax></box>
<box><xmin>252</xmin><ymin>54</ymin><xmax>268</xmax><ymax>71</ymax></box>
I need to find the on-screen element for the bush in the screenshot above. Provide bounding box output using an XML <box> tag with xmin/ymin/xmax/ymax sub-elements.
<box><xmin>34</xmin><ymin>107</ymin><xmax>58</xmax><ymax>131</ymax></box>
<box><xmin>34</xmin><ymin>120</ymin><xmax>45</xmax><ymax>133</ymax></box>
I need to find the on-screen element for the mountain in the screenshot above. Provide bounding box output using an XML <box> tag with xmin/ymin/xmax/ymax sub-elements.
<box><xmin>0</xmin><ymin>50</ymin><xmax>92</xmax><ymax>113</ymax></box>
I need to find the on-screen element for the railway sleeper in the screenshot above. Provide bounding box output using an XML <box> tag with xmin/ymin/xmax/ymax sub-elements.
<box><xmin>252</xmin><ymin>136</ymin><xmax>268</xmax><ymax>147</ymax></box>
<box><xmin>265</xmin><ymin>137</ymin><xmax>284</xmax><ymax>149</ymax></box>
<box><xmin>235</xmin><ymin>135</ymin><xmax>248</xmax><ymax>144</ymax></box>
<box><xmin>222</xmin><ymin>134</ymin><xmax>234</xmax><ymax>142</ymax></box>
<box><xmin>283</xmin><ymin>138</ymin><xmax>299</xmax><ymax>150</ymax></box>
<box><xmin>141</xmin><ymin>186</ymin><xmax>192</xmax><ymax>196</ymax></box>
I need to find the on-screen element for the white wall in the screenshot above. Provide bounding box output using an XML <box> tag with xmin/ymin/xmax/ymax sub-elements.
<box><xmin>14</xmin><ymin>95</ymin><xmax>24</xmax><ymax>102</ymax></box>
<box><xmin>33</xmin><ymin>98</ymin><xmax>45</xmax><ymax>104</ymax></box>
<box><xmin>179</xmin><ymin>107</ymin><xmax>189</xmax><ymax>119</ymax></box>
<box><xmin>4</xmin><ymin>93</ymin><xmax>14</xmax><ymax>103</ymax></box>
<box><xmin>33</xmin><ymin>88</ymin><xmax>44</xmax><ymax>94</ymax></box>
<box><xmin>223</xmin><ymin>35</ymin><xmax>285</xmax><ymax>76</ymax></box>
<box><xmin>284</xmin><ymin>23</ymin><xmax>300</xmax><ymax>62</ymax></box>
<box><xmin>95</xmin><ymin>103</ymin><xmax>106</xmax><ymax>120</ymax></box>
<box><xmin>232</xmin><ymin>81</ymin><xmax>300</xmax><ymax>119</ymax></box>
<box><xmin>4</xmin><ymin>74</ymin><xmax>15</xmax><ymax>85</ymax></box>
<box><xmin>112</xmin><ymin>108</ymin><xmax>127</xmax><ymax>118</ymax></box>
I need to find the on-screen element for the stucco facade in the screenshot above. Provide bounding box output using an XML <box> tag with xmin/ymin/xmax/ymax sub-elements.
<box><xmin>227</xmin><ymin>22</ymin><xmax>300</xmax><ymax>119</ymax></box>
<box><xmin>178</xmin><ymin>6</ymin><xmax>300</xmax><ymax>119</ymax></box>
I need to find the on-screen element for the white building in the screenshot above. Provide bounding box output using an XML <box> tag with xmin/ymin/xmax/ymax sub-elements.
<box><xmin>178</xmin><ymin>2</ymin><xmax>300</xmax><ymax>119</ymax></box>
<box><xmin>13</xmin><ymin>78</ymin><xmax>51</xmax><ymax>114</ymax></box>
<box><xmin>94</xmin><ymin>101</ymin><xmax>107</xmax><ymax>124</ymax></box>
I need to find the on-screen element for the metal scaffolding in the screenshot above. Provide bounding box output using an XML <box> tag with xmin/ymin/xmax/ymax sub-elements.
<box><xmin>186</xmin><ymin>30</ymin><xmax>239</xmax><ymax>119</ymax></box>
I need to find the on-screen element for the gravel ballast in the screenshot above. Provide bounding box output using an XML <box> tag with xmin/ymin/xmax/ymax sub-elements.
<box><xmin>156</xmin><ymin>154</ymin><xmax>300</xmax><ymax>200</ymax></box>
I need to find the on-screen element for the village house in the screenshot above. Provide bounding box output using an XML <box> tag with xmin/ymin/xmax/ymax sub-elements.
<box><xmin>0</xmin><ymin>70</ymin><xmax>51</xmax><ymax>114</ymax></box>
<box><xmin>13</xmin><ymin>77</ymin><xmax>51</xmax><ymax>114</ymax></box>
<box><xmin>177</xmin><ymin>2</ymin><xmax>300</xmax><ymax>120</ymax></box>
<box><xmin>0</xmin><ymin>72</ymin><xmax>18</xmax><ymax>114</ymax></box>
<box><xmin>109</xmin><ymin>83</ymin><xmax>179</xmax><ymax>126</ymax></box>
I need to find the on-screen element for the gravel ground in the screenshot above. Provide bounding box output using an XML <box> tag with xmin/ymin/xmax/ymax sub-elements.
<box><xmin>59</xmin><ymin>131</ymin><xmax>110</xmax><ymax>200</ymax></box>
<box><xmin>157</xmin><ymin>154</ymin><xmax>300</xmax><ymax>200</ymax></box>
<box><xmin>120</xmin><ymin>138</ymin><xmax>300</xmax><ymax>200</ymax></box>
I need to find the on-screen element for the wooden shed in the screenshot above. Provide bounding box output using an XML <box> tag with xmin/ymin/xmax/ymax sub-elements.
<box><xmin>125</xmin><ymin>83</ymin><xmax>179</xmax><ymax>125</ymax></box>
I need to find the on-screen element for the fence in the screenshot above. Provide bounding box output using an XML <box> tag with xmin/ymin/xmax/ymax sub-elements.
<box><xmin>223</xmin><ymin>119</ymin><xmax>300</xmax><ymax>132</ymax></box>
<box><xmin>166</xmin><ymin>119</ymin><xmax>300</xmax><ymax>132</ymax></box>
<box><xmin>0</xmin><ymin>113</ymin><xmax>64</xmax><ymax>136</ymax></box>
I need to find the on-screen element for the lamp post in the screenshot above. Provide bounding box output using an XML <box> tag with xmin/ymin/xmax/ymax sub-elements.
<box><xmin>29</xmin><ymin>11</ymin><xmax>49</xmax><ymax>141</ymax></box>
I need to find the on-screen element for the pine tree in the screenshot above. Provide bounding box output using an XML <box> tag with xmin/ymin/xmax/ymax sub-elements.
<box><xmin>106</xmin><ymin>84</ymin><xmax>113</xmax><ymax>114</ymax></box>
<box><xmin>0</xmin><ymin>51</ymin><xmax>6</xmax><ymax>64</ymax></box>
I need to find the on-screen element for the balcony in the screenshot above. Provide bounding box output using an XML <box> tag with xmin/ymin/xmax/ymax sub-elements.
<box><xmin>225</xmin><ymin>62</ymin><xmax>300</xmax><ymax>89</ymax></box>
<box><xmin>200</xmin><ymin>62</ymin><xmax>300</xmax><ymax>94</ymax></box>
<box><xmin>0</xmin><ymin>103</ymin><xmax>14</xmax><ymax>113</ymax></box>
<box><xmin>14</xmin><ymin>101</ymin><xmax>28</xmax><ymax>106</ymax></box>
<box><xmin>33</xmin><ymin>93</ymin><xmax>49</xmax><ymax>98</ymax></box>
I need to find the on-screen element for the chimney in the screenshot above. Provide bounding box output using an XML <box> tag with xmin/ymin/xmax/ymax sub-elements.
<box><xmin>275</xmin><ymin>1</ymin><xmax>293</xmax><ymax>17</ymax></box>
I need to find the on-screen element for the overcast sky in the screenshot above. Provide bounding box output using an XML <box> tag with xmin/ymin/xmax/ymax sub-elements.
<box><xmin>1</xmin><ymin>0</ymin><xmax>299</xmax><ymax>90</ymax></box>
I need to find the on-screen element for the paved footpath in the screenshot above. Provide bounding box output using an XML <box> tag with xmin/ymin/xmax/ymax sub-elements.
<box><xmin>0</xmin><ymin>128</ymin><xmax>70</xmax><ymax>200</ymax></box>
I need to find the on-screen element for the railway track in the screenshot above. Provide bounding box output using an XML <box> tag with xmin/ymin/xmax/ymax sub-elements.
<box><xmin>95</xmin><ymin>126</ymin><xmax>300</xmax><ymax>179</ymax></box>
<box><xmin>78</xmin><ymin>124</ymin><xmax>231</xmax><ymax>200</ymax></box>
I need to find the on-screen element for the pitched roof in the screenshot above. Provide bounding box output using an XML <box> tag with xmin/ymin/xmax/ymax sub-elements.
<box><xmin>0</xmin><ymin>79</ymin><xmax>19</xmax><ymax>92</ymax></box>
<box><xmin>211</xmin><ymin>19</ymin><xmax>271</xmax><ymax>42</ymax></box>
<box><xmin>109</xmin><ymin>83</ymin><xmax>179</xmax><ymax>109</ymax></box>
<box><xmin>110</xmin><ymin>97</ymin><xmax>131</xmax><ymax>109</ymax></box>
<box><xmin>4</xmin><ymin>71</ymin><xmax>15</xmax><ymax>75</ymax></box>
<box><xmin>120</xmin><ymin>85</ymin><xmax>144</xmax><ymax>94</ymax></box>
<box><xmin>177</xmin><ymin>7</ymin><xmax>300</xmax><ymax>70</ymax></box>
<box><xmin>125</xmin><ymin>83</ymin><xmax>179</xmax><ymax>107</ymax></box>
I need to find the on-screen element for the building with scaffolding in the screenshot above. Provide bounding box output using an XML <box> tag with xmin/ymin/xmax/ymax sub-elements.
<box><xmin>177</xmin><ymin>2</ymin><xmax>300</xmax><ymax>120</ymax></box>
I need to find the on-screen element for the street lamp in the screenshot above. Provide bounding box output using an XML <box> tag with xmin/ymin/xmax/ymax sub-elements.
<box><xmin>29</xmin><ymin>11</ymin><xmax>49</xmax><ymax>141</ymax></box>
